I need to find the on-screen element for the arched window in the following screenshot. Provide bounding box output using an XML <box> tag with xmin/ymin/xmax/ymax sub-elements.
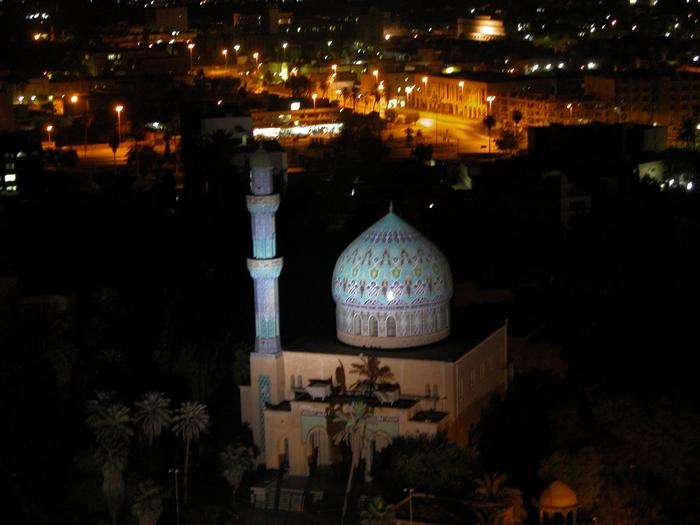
<box><xmin>297</xmin><ymin>375</ymin><xmax>302</xmax><ymax>388</ymax></box>
<box><xmin>436</xmin><ymin>308</ymin><xmax>445</xmax><ymax>330</ymax></box>
<box><xmin>425</xmin><ymin>384</ymin><xmax>431</xmax><ymax>396</ymax></box>
<box><xmin>290</xmin><ymin>375</ymin><xmax>296</xmax><ymax>389</ymax></box>
<box><xmin>369</xmin><ymin>316</ymin><xmax>378</xmax><ymax>336</ymax></box>
<box><xmin>354</xmin><ymin>315</ymin><xmax>361</xmax><ymax>335</ymax></box>
<box><xmin>387</xmin><ymin>316</ymin><xmax>396</xmax><ymax>337</ymax></box>
<box><xmin>433</xmin><ymin>384</ymin><xmax>438</xmax><ymax>398</ymax></box>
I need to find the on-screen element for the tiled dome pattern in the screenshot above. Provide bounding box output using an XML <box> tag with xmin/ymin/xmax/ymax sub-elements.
<box><xmin>332</xmin><ymin>213</ymin><xmax>453</xmax><ymax>307</ymax></box>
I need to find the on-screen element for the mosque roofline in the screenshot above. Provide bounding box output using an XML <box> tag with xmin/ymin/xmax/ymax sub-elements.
<box><xmin>284</xmin><ymin>318</ymin><xmax>506</xmax><ymax>363</ymax></box>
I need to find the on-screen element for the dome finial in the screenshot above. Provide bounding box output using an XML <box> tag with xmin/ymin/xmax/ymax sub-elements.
<box><xmin>389</xmin><ymin>200</ymin><xmax>394</xmax><ymax>214</ymax></box>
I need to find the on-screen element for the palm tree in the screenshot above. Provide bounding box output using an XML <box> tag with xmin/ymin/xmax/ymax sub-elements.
<box><xmin>86</xmin><ymin>390</ymin><xmax>133</xmax><ymax>446</ymax></box>
<box><xmin>511</xmin><ymin>110</ymin><xmax>523</xmax><ymax>140</ymax></box>
<box><xmin>483</xmin><ymin>115</ymin><xmax>496</xmax><ymax>157</ymax></box>
<box><xmin>333</xmin><ymin>401</ymin><xmax>375</xmax><ymax>525</ymax></box>
<box><xmin>471</xmin><ymin>472</ymin><xmax>527</xmax><ymax>525</ymax></box>
<box><xmin>131</xmin><ymin>480</ymin><xmax>165</xmax><ymax>525</ymax></box>
<box><xmin>350</xmin><ymin>356</ymin><xmax>394</xmax><ymax>396</ymax></box>
<box><xmin>352</xmin><ymin>84</ymin><xmax>361</xmax><ymax>112</ymax></box>
<box><xmin>360</xmin><ymin>495</ymin><xmax>395</xmax><ymax>525</ymax></box>
<box><xmin>220</xmin><ymin>443</ymin><xmax>255</xmax><ymax>506</ymax></box>
<box><xmin>134</xmin><ymin>392</ymin><xmax>173</xmax><ymax>476</ymax></box>
<box><xmin>172</xmin><ymin>401</ymin><xmax>210</xmax><ymax>506</ymax></box>
<box><xmin>86</xmin><ymin>391</ymin><xmax>133</xmax><ymax>525</ymax></box>
<box><xmin>676</xmin><ymin>116</ymin><xmax>697</xmax><ymax>149</ymax></box>
<box><xmin>95</xmin><ymin>442</ymin><xmax>130</xmax><ymax>525</ymax></box>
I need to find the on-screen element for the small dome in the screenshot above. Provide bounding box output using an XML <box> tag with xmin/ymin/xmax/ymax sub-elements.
<box><xmin>332</xmin><ymin>212</ymin><xmax>453</xmax><ymax>348</ymax></box>
<box><xmin>249</xmin><ymin>143</ymin><xmax>272</xmax><ymax>168</ymax></box>
<box><xmin>537</xmin><ymin>481</ymin><xmax>578</xmax><ymax>511</ymax></box>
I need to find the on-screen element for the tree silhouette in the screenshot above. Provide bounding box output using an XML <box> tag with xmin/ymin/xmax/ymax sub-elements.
<box><xmin>360</xmin><ymin>495</ymin><xmax>395</xmax><ymax>525</ymax></box>
<box><xmin>130</xmin><ymin>480</ymin><xmax>165</xmax><ymax>525</ymax></box>
<box><xmin>172</xmin><ymin>401</ymin><xmax>210</xmax><ymax>506</ymax></box>
<box><xmin>220</xmin><ymin>442</ymin><xmax>255</xmax><ymax>507</ymax></box>
<box><xmin>676</xmin><ymin>116</ymin><xmax>696</xmax><ymax>149</ymax></box>
<box><xmin>333</xmin><ymin>402</ymin><xmax>375</xmax><ymax>525</ymax></box>
<box><xmin>471</xmin><ymin>472</ymin><xmax>526</xmax><ymax>525</ymax></box>
<box><xmin>483</xmin><ymin>115</ymin><xmax>496</xmax><ymax>157</ymax></box>
<box><xmin>350</xmin><ymin>356</ymin><xmax>394</xmax><ymax>395</ymax></box>
<box><xmin>511</xmin><ymin>110</ymin><xmax>523</xmax><ymax>139</ymax></box>
<box><xmin>133</xmin><ymin>392</ymin><xmax>173</xmax><ymax>477</ymax></box>
<box><xmin>284</xmin><ymin>74</ymin><xmax>312</xmax><ymax>98</ymax></box>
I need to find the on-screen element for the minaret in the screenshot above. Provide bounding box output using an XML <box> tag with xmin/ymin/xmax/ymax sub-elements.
<box><xmin>244</xmin><ymin>143</ymin><xmax>285</xmax><ymax>457</ymax></box>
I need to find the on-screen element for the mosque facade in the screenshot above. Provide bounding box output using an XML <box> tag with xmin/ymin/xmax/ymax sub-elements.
<box><xmin>239</xmin><ymin>146</ymin><xmax>509</xmax><ymax>477</ymax></box>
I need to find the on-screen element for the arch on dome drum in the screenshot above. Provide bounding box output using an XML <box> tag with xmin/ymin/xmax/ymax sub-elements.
<box><xmin>369</xmin><ymin>316</ymin><xmax>378</xmax><ymax>336</ymax></box>
<box><xmin>436</xmin><ymin>308</ymin><xmax>445</xmax><ymax>330</ymax></box>
<box><xmin>353</xmin><ymin>315</ymin><xmax>361</xmax><ymax>335</ymax></box>
<box><xmin>386</xmin><ymin>316</ymin><xmax>396</xmax><ymax>337</ymax></box>
<box><xmin>306</xmin><ymin>427</ymin><xmax>331</xmax><ymax>474</ymax></box>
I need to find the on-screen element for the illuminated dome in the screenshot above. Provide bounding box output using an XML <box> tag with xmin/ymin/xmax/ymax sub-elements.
<box><xmin>537</xmin><ymin>481</ymin><xmax>579</xmax><ymax>511</ymax></box>
<box><xmin>332</xmin><ymin>212</ymin><xmax>453</xmax><ymax>349</ymax></box>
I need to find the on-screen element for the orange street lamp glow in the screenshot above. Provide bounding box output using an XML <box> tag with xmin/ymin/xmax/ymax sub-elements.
<box><xmin>312</xmin><ymin>93</ymin><xmax>317</xmax><ymax>110</ymax></box>
<box><xmin>115</xmin><ymin>105</ymin><xmax>123</xmax><ymax>143</ymax></box>
<box><xmin>487</xmin><ymin>95</ymin><xmax>495</xmax><ymax>114</ymax></box>
<box><xmin>222</xmin><ymin>49</ymin><xmax>228</xmax><ymax>69</ymax></box>
<box><xmin>188</xmin><ymin>43</ymin><xmax>195</xmax><ymax>70</ymax></box>
<box><xmin>46</xmin><ymin>125</ymin><xmax>53</xmax><ymax>143</ymax></box>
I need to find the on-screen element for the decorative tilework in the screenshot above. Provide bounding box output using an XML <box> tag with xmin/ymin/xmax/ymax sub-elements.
<box><xmin>258</xmin><ymin>375</ymin><xmax>271</xmax><ymax>451</ymax></box>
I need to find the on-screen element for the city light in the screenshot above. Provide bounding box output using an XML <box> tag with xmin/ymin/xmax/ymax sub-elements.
<box><xmin>188</xmin><ymin>43</ymin><xmax>195</xmax><ymax>71</ymax></box>
<box><xmin>115</xmin><ymin>105</ymin><xmax>123</xmax><ymax>143</ymax></box>
<box><xmin>46</xmin><ymin>125</ymin><xmax>53</xmax><ymax>144</ymax></box>
<box><xmin>222</xmin><ymin>49</ymin><xmax>228</xmax><ymax>69</ymax></box>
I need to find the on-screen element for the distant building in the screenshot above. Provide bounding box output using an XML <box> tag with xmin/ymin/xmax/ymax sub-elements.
<box><xmin>0</xmin><ymin>131</ymin><xmax>44</xmax><ymax>197</ymax></box>
<box><xmin>0</xmin><ymin>92</ymin><xmax>15</xmax><ymax>133</ymax></box>
<box><xmin>150</xmin><ymin>7</ymin><xmax>189</xmax><ymax>33</ymax></box>
<box><xmin>457</xmin><ymin>16</ymin><xmax>506</xmax><ymax>41</ymax></box>
<box><xmin>584</xmin><ymin>69</ymin><xmax>700</xmax><ymax>128</ymax></box>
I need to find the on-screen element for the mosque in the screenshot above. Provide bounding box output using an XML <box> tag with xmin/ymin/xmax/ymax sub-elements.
<box><xmin>239</xmin><ymin>145</ymin><xmax>509</xmax><ymax>478</ymax></box>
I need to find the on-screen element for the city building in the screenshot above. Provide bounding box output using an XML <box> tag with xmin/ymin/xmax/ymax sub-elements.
<box><xmin>239</xmin><ymin>148</ymin><xmax>509</xmax><ymax>482</ymax></box>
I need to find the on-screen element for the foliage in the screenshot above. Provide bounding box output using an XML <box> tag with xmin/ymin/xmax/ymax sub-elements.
<box><xmin>495</xmin><ymin>130</ymin><xmax>520</xmax><ymax>154</ymax></box>
<box><xmin>675</xmin><ymin>116</ymin><xmax>697</xmax><ymax>149</ymax></box>
<box><xmin>538</xmin><ymin>447</ymin><xmax>603</xmax><ymax>508</ymax></box>
<box><xmin>44</xmin><ymin>147</ymin><xmax>79</xmax><ymax>169</ymax></box>
<box><xmin>86</xmin><ymin>390</ymin><xmax>133</xmax><ymax>447</ymax></box>
<box><xmin>220</xmin><ymin>443</ymin><xmax>255</xmax><ymax>502</ymax></box>
<box><xmin>389</xmin><ymin>432</ymin><xmax>476</xmax><ymax>495</ymax></box>
<box><xmin>385</xmin><ymin>108</ymin><xmax>398</xmax><ymax>122</ymax></box>
<box><xmin>284</xmin><ymin>74</ymin><xmax>312</xmax><ymax>98</ymax></box>
<box><xmin>130</xmin><ymin>480</ymin><xmax>165</xmax><ymax>525</ymax></box>
<box><xmin>133</xmin><ymin>392</ymin><xmax>172</xmax><ymax>475</ymax></box>
<box><xmin>471</xmin><ymin>472</ymin><xmax>526</xmax><ymax>525</ymax></box>
<box><xmin>360</xmin><ymin>495</ymin><xmax>395</xmax><ymax>525</ymax></box>
<box><xmin>511</xmin><ymin>110</ymin><xmax>523</xmax><ymax>136</ymax></box>
<box><xmin>349</xmin><ymin>356</ymin><xmax>394</xmax><ymax>395</ymax></box>
<box><xmin>404</xmin><ymin>111</ymin><xmax>420</xmax><ymax>126</ymax></box>
<box><xmin>173</xmin><ymin>401</ymin><xmax>210</xmax><ymax>505</ymax></box>
<box><xmin>410</xmin><ymin>143</ymin><xmax>434</xmax><ymax>162</ymax></box>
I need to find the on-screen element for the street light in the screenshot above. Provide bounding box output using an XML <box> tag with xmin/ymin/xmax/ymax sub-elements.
<box><xmin>46</xmin><ymin>125</ymin><xmax>53</xmax><ymax>144</ymax></box>
<box><xmin>487</xmin><ymin>95</ymin><xmax>495</xmax><ymax>114</ymax></box>
<box><xmin>567</xmin><ymin>102</ymin><xmax>573</xmax><ymax>120</ymax></box>
<box><xmin>373</xmin><ymin>69</ymin><xmax>379</xmax><ymax>85</ymax></box>
<box><xmin>169</xmin><ymin>469</ymin><xmax>180</xmax><ymax>525</ymax></box>
<box><xmin>282</xmin><ymin>42</ymin><xmax>288</xmax><ymax>61</ymax></box>
<box><xmin>115</xmin><ymin>105</ymin><xmax>123</xmax><ymax>143</ymax></box>
<box><xmin>222</xmin><ymin>49</ymin><xmax>228</xmax><ymax>69</ymax></box>
<box><xmin>312</xmin><ymin>93</ymin><xmax>317</xmax><ymax>110</ymax></box>
<box><xmin>188</xmin><ymin>43</ymin><xmax>195</xmax><ymax>71</ymax></box>
<box><xmin>405</xmin><ymin>85</ymin><xmax>413</xmax><ymax>107</ymax></box>
<box><xmin>234</xmin><ymin>44</ymin><xmax>240</xmax><ymax>62</ymax></box>
<box><xmin>253</xmin><ymin>52</ymin><xmax>259</xmax><ymax>77</ymax></box>
<box><xmin>404</xmin><ymin>488</ymin><xmax>415</xmax><ymax>525</ymax></box>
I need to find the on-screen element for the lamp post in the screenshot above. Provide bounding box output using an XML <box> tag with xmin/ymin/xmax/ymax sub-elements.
<box><xmin>282</xmin><ymin>42</ymin><xmax>287</xmax><ymax>61</ymax></box>
<box><xmin>253</xmin><ymin>52</ymin><xmax>259</xmax><ymax>77</ymax></box>
<box><xmin>405</xmin><ymin>85</ymin><xmax>413</xmax><ymax>107</ymax></box>
<box><xmin>487</xmin><ymin>95</ymin><xmax>495</xmax><ymax>115</ymax></box>
<box><xmin>373</xmin><ymin>69</ymin><xmax>379</xmax><ymax>86</ymax></box>
<box><xmin>422</xmin><ymin>76</ymin><xmax>428</xmax><ymax>109</ymax></box>
<box><xmin>567</xmin><ymin>103</ymin><xmax>573</xmax><ymax>121</ymax></box>
<box><xmin>431</xmin><ymin>94</ymin><xmax>438</xmax><ymax>146</ymax></box>
<box><xmin>234</xmin><ymin>44</ymin><xmax>240</xmax><ymax>63</ymax></box>
<box><xmin>46</xmin><ymin>125</ymin><xmax>53</xmax><ymax>145</ymax></box>
<box><xmin>404</xmin><ymin>488</ymin><xmax>415</xmax><ymax>525</ymax></box>
<box><xmin>188</xmin><ymin>43</ymin><xmax>195</xmax><ymax>71</ymax></box>
<box><xmin>312</xmin><ymin>93</ymin><xmax>317</xmax><ymax>110</ymax></box>
<box><xmin>169</xmin><ymin>469</ymin><xmax>180</xmax><ymax>525</ymax></box>
<box><xmin>222</xmin><ymin>49</ymin><xmax>228</xmax><ymax>70</ymax></box>
<box><xmin>115</xmin><ymin>105</ymin><xmax>123</xmax><ymax>143</ymax></box>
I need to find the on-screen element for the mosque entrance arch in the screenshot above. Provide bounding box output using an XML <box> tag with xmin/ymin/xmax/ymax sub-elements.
<box><xmin>306</xmin><ymin>426</ymin><xmax>331</xmax><ymax>474</ymax></box>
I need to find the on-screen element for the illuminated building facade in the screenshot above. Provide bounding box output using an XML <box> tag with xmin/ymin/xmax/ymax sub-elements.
<box><xmin>457</xmin><ymin>17</ymin><xmax>506</xmax><ymax>41</ymax></box>
<box><xmin>240</xmin><ymin>152</ymin><xmax>509</xmax><ymax>481</ymax></box>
